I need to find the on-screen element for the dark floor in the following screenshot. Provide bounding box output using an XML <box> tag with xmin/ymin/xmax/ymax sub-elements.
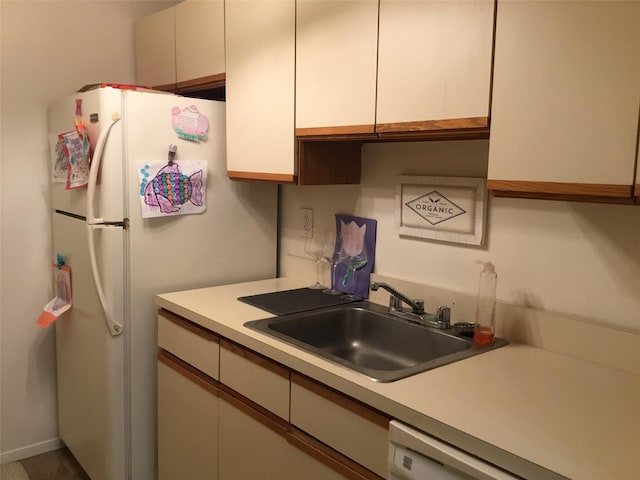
<box><xmin>20</xmin><ymin>448</ymin><xmax>89</xmax><ymax>480</ymax></box>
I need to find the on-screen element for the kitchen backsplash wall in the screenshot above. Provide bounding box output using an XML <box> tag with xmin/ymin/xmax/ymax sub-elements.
<box><xmin>279</xmin><ymin>140</ymin><xmax>640</xmax><ymax>333</ymax></box>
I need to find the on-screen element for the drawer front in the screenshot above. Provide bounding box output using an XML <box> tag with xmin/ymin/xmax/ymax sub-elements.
<box><xmin>157</xmin><ymin>310</ymin><xmax>219</xmax><ymax>380</ymax></box>
<box><xmin>290</xmin><ymin>374</ymin><xmax>389</xmax><ymax>478</ymax></box>
<box><xmin>219</xmin><ymin>339</ymin><xmax>290</xmax><ymax>420</ymax></box>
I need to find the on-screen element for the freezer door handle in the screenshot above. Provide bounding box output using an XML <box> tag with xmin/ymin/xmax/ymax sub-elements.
<box><xmin>87</xmin><ymin>112</ymin><xmax>121</xmax><ymax>225</ymax></box>
<box><xmin>87</xmin><ymin>224</ymin><xmax>123</xmax><ymax>336</ymax></box>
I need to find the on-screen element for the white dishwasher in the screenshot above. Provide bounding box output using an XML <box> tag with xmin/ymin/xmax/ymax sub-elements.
<box><xmin>388</xmin><ymin>421</ymin><xmax>520</xmax><ymax>480</ymax></box>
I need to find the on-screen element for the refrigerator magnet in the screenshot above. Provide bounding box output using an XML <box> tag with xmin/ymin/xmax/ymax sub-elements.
<box><xmin>171</xmin><ymin>105</ymin><xmax>209</xmax><ymax>142</ymax></box>
<box><xmin>137</xmin><ymin>160</ymin><xmax>207</xmax><ymax>218</ymax></box>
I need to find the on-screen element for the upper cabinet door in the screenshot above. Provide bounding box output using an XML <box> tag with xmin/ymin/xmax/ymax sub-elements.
<box><xmin>376</xmin><ymin>0</ymin><xmax>494</xmax><ymax>132</ymax></box>
<box><xmin>295</xmin><ymin>0</ymin><xmax>378</xmax><ymax>136</ymax></box>
<box><xmin>488</xmin><ymin>1</ymin><xmax>640</xmax><ymax>199</ymax></box>
<box><xmin>135</xmin><ymin>7</ymin><xmax>176</xmax><ymax>90</ymax></box>
<box><xmin>174</xmin><ymin>0</ymin><xmax>225</xmax><ymax>87</ymax></box>
<box><xmin>225</xmin><ymin>0</ymin><xmax>296</xmax><ymax>182</ymax></box>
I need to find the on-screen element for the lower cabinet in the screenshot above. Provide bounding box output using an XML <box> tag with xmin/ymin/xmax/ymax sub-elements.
<box><xmin>290</xmin><ymin>374</ymin><xmax>389</xmax><ymax>478</ymax></box>
<box><xmin>157</xmin><ymin>310</ymin><xmax>387</xmax><ymax>480</ymax></box>
<box><xmin>157</xmin><ymin>351</ymin><xmax>218</xmax><ymax>480</ymax></box>
<box><xmin>218</xmin><ymin>390</ymin><xmax>348</xmax><ymax>480</ymax></box>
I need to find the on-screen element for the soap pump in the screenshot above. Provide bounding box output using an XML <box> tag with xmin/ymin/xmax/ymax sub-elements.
<box><xmin>473</xmin><ymin>262</ymin><xmax>497</xmax><ymax>346</ymax></box>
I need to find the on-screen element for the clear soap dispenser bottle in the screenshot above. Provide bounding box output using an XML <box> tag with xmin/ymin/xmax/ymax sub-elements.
<box><xmin>473</xmin><ymin>262</ymin><xmax>497</xmax><ymax>346</ymax></box>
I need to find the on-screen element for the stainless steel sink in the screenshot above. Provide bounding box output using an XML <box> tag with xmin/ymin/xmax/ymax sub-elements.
<box><xmin>244</xmin><ymin>302</ymin><xmax>507</xmax><ymax>382</ymax></box>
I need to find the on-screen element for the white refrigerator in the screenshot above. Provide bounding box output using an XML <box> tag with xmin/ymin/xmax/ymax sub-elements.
<box><xmin>48</xmin><ymin>86</ymin><xmax>277</xmax><ymax>480</ymax></box>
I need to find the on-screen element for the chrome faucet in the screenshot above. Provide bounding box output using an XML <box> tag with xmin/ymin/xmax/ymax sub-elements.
<box><xmin>370</xmin><ymin>282</ymin><xmax>451</xmax><ymax>330</ymax></box>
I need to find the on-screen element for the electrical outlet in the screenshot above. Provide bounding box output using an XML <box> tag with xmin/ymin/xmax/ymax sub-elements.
<box><xmin>301</xmin><ymin>208</ymin><xmax>313</xmax><ymax>238</ymax></box>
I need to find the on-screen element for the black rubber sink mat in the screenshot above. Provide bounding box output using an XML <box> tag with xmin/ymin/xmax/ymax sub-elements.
<box><xmin>238</xmin><ymin>288</ymin><xmax>359</xmax><ymax>316</ymax></box>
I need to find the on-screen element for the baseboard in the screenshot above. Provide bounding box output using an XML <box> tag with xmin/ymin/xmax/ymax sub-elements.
<box><xmin>0</xmin><ymin>438</ymin><xmax>64</xmax><ymax>464</ymax></box>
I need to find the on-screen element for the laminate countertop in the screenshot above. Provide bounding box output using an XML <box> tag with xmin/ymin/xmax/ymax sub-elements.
<box><xmin>156</xmin><ymin>277</ymin><xmax>640</xmax><ymax>480</ymax></box>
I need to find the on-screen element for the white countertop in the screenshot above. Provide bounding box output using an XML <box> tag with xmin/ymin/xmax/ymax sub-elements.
<box><xmin>156</xmin><ymin>278</ymin><xmax>640</xmax><ymax>480</ymax></box>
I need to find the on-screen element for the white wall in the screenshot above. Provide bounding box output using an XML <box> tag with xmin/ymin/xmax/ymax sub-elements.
<box><xmin>0</xmin><ymin>0</ymin><xmax>179</xmax><ymax>462</ymax></box>
<box><xmin>280</xmin><ymin>140</ymin><xmax>640</xmax><ymax>333</ymax></box>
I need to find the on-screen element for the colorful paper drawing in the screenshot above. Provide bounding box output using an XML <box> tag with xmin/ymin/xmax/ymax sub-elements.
<box><xmin>137</xmin><ymin>160</ymin><xmax>208</xmax><ymax>218</ymax></box>
<box><xmin>50</xmin><ymin>134</ymin><xmax>68</xmax><ymax>183</ymax></box>
<box><xmin>37</xmin><ymin>264</ymin><xmax>72</xmax><ymax>328</ymax></box>
<box><xmin>59</xmin><ymin>129</ymin><xmax>91</xmax><ymax>189</ymax></box>
<box><xmin>332</xmin><ymin>214</ymin><xmax>377</xmax><ymax>298</ymax></box>
<box><xmin>171</xmin><ymin>105</ymin><xmax>209</xmax><ymax>142</ymax></box>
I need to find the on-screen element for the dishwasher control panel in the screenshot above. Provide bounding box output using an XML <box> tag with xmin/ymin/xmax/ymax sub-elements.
<box><xmin>390</xmin><ymin>444</ymin><xmax>474</xmax><ymax>480</ymax></box>
<box><xmin>388</xmin><ymin>421</ymin><xmax>519</xmax><ymax>480</ymax></box>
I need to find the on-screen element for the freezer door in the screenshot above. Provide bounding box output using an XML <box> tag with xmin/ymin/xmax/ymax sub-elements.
<box><xmin>48</xmin><ymin>87</ymin><xmax>125</xmax><ymax>222</ymax></box>
<box><xmin>52</xmin><ymin>212</ymin><xmax>127</xmax><ymax>480</ymax></box>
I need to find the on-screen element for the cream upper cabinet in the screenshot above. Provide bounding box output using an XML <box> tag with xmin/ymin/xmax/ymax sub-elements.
<box><xmin>174</xmin><ymin>0</ymin><xmax>224</xmax><ymax>86</ymax></box>
<box><xmin>135</xmin><ymin>1</ymin><xmax>225</xmax><ymax>91</ymax></box>
<box><xmin>376</xmin><ymin>0</ymin><xmax>494</xmax><ymax>132</ymax></box>
<box><xmin>295</xmin><ymin>0</ymin><xmax>378</xmax><ymax>135</ymax></box>
<box><xmin>488</xmin><ymin>0</ymin><xmax>640</xmax><ymax>200</ymax></box>
<box><xmin>135</xmin><ymin>7</ymin><xmax>176</xmax><ymax>89</ymax></box>
<box><xmin>225</xmin><ymin>0</ymin><xmax>296</xmax><ymax>182</ymax></box>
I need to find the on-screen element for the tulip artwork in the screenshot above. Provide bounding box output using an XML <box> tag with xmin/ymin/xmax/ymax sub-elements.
<box><xmin>339</xmin><ymin>220</ymin><xmax>368</xmax><ymax>286</ymax></box>
<box><xmin>332</xmin><ymin>214</ymin><xmax>377</xmax><ymax>298</ymax></box>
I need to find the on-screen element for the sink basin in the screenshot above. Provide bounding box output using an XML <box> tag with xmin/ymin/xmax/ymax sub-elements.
<box><xmin>245</xmin><ymin>302</ymin><xmax>507</xmax><ymax>382</ymax></box>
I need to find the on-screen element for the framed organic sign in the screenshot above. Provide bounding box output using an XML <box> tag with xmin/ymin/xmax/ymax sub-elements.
<box><xmin>395</xmin><ymin>176</ymin><xmax>487</xmax><ymax>245</ymax></box>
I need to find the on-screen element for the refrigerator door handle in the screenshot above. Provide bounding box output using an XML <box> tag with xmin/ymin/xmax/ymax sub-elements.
<box><xmin>87</xmin><ymin>113</ymin><xmax>121</xmax><ymax>225</ymax></box>
<box><xmin>87</xmin><ymin>224</ymin><xmax>123</xmax><ymax>336</ymax></box>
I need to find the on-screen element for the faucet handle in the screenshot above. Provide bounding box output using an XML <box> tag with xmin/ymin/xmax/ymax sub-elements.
<box><xmin>413</xmin><ymin>299</ymin><xmax>425</xmax><ymax>314</ymax></box>
<box><xmin>389</xmin><ymin>295</ymin><xmax>403</xmax><ymax>310</ymax></box>
<box><xmin>436</xmin><ymin>306</ymin><xmax>451</xmax><ymax>327</ymax></box>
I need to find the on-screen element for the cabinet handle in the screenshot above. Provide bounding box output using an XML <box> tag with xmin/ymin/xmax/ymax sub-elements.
<box><xmin>158</xmin><ymin>349</ymin><xmax>219</xmax><ymax>396</ymax></box>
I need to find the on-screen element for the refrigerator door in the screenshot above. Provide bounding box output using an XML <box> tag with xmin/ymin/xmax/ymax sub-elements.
<box><xmin>48</xmin><ymin>87</ymin><xmax>125</xmax><ymax>221</ymax></box>
<box><xmin>122</xmin><ymin>91</ymin><xmax>278</xmax><ymax>480</ymax></box>
<box><xmin>52</xmin><ymin>212</ymin><xmax>127</xmax><ymax>480</ymax></box>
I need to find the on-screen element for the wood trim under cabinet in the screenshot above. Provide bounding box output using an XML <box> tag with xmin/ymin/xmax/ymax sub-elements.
<box><xmin>158</xmin><ymin>349</ymin><xmax>220</xmax><ymax>397</ymax></box>
<box><xmin>491</xmin><ymin>190</ymin><xmax>638</xmax><ymax>205</ymax></box>
<box><xmin>375</xmin><ymin>128</ymin><xmax>490</xmax><ymax>142</ymax></box>
<box><xmin>635</xmin><ymin>183</ymin><xmax>640</xmax><ymax>197</ymax></box>
<box><xmin>227</xmin><ymin>170</ymin><xmax>296</xmax><ymax>183</ymax></box>
<box><xmin>296</xmin><ymin>124</ymin><xmax>375</xmax><ymax>137</ymax></box>
<box><xmin>220</xmin><ymin>339</ymin><xmax>289</xmax><ymax>379</ymax></box>
<box><xmin>158</xmin><ymin>308</ymin><xmax>219</xmax><ymax>343</ymax></box>
<box><xmin>177</xmin><ymin>73</ymin><xmax>225</xmax><ymax>92</ymax></box>
<box><xmin>376</xmin><ymin>116</ymin><xmax>489</xmax><ymax>133</ymax></box>
<box><xmin>291</xmin><ymin>373</ymin><xmax>390</xmax><ymax>430</ymax></box>
<box><xmin>487</xmin><ymin>180</ymin><xmax>633</xmax><ymax>198</ymax></box>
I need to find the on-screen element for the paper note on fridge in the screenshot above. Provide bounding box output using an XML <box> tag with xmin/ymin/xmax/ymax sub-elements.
<box><xmin>37</xmin><ymin>264</ymin><xmax>72</xmax><ymax>328</ymax></box>
<box><xmin>137</xmin><ymin>160</ymin><xmax>207</xmax><ymax>218</ymax></box>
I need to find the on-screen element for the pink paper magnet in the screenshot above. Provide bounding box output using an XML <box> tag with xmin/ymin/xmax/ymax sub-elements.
<box><xmin>171</xmin><ymin>105</ymin><xmax>209</xmax><ymax>142</ymax></box>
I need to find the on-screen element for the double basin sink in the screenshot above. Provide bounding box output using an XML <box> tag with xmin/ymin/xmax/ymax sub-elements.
<box><xmin>245</xmin><ymin>301</ymin><xmax>506</xmax><ymax>382</ymax></box>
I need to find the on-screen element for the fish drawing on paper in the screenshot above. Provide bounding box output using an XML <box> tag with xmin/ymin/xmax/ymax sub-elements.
<box><xmin>143</xmin><ymin>162</ymin><xmax>203</xmax><ymax>214</ymax></box>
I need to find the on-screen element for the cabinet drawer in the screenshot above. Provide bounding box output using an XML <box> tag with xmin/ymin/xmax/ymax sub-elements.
<box><xmin>219</xmin><ymin>339</ymin><xmax>290</xmax><ymax>420</ymax></box>
<box><xmin>290</xmin><ymin>374</ymin><xmax>389</xmax><ymax>478</ymax></box>
<box><xmin>157</xmin><ymin>310</ymin><xmax>219</xmax><ymax>380</ymax></box>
